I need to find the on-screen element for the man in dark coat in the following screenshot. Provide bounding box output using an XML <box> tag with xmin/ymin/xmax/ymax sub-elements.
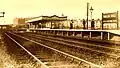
<box><xmin>91</xmin><ymin>19</ymin><xmax>95</xmax><ymax>30</ymax></box>
<box><xmin>70</xmin><ymin>20</ymin><xmax>73</xmax><ymax>29</ymax></box>
<box><xmin>83</xmin><ymin>19</ymin><xmax>86</xmax><ymax>29</ymax></box>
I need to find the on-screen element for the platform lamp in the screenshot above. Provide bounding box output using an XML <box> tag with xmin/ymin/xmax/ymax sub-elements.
<box><xmin>90</xmin><ymin>6</ymin><xmax>94</xmax><ymax>20</ymax></box>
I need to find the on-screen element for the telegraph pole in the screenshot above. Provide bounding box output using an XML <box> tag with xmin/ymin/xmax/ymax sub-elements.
<box><xmin>87</xmin><ymin>3</ymin><xmax>89</xmax><ymax>29</ymax></box>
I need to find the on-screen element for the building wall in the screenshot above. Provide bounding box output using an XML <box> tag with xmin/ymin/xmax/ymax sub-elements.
<box><xmin>14</xmin><ymin>18</ymin><xmax>26</xmax><ymax>25</ymax></box>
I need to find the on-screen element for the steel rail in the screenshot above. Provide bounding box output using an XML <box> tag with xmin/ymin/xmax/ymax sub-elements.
<box><xmin>26</xmin><ymin>34</ymin><xmax>120</xmax><ymax>59</ymax></box>
<box><xmin>5</xmin><ymin>33</ymin><xmax>49</xmax><ymax>68</ymax></box>
<box><xmin>32</xmin><ymin>33</ymin><xmax>120</xmax><ymax>51</ymax></box>
<box><xmin>7</xmin><ymin>31</ymin><xmax>102</xmax><ymax>68</ymax></box>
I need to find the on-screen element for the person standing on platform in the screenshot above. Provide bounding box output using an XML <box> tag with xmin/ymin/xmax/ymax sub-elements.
<box><xmin>91</xmin><ymin>19</ymin><xmax>95</xmax><ymax>30</ymax></box>
<box><xmin>70</xmin><ymin>20</ymin><xmax>73</xmax><ymax>29</ymax></box>
<box><xmin>83</xmin><ymin>19</ymin><xmax>86</xmax><ymax>29</ymax></box>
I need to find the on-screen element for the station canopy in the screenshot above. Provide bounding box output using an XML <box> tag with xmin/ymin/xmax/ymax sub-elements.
<box><xmin>26</xmin><ymin>15</ymin><xmax>67</xmax><ymax>23</ymax></box>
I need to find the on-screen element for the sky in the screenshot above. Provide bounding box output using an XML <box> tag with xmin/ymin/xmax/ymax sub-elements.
<box><xmin>0</xmin><ymin>0</ymin><xmax>120</xmax><ymax>24</ymax></box>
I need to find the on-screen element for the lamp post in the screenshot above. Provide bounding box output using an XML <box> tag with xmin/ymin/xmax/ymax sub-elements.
<box><xmin>90</xmin><ymin>6</ymin><xmax>93</xmax><ymax>20</ymax></box>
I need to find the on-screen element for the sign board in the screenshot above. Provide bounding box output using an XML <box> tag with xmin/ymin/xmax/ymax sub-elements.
<box><xmin>102</xmin><ymin>11</ymin><xmax>119</xmax><ymax>30</ymax></box>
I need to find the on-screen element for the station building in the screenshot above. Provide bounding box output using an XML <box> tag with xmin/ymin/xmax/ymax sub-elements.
<box><xmin>25</xmin><ymin>15</ymin><xmax>103</xmax><ymax>29</ymax></box>
<box><xmin>25</xmin><ymin>15</ymin><xmax>68</xmax><ymax>29</ymax></box>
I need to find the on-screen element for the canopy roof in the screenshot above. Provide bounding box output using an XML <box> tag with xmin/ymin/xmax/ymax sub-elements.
<box><xmin>26</xmin><ymin>15</ymin><xmax>67</xmax><ymax>23</ymax></box>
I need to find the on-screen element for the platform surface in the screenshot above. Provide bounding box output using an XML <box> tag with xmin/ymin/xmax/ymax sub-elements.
<box><xmin>30</xmin><ymin>28</ymin><xmax>120</xmax><ymax>35</ymax></box>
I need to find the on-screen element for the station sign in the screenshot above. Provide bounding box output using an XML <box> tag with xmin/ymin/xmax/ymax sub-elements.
<box><xmin>102</xmin><ymin>11</ymin><xmax>119</xmax><ymax>30</ymax></box>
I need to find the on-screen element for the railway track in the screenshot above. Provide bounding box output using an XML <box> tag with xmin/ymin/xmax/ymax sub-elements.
<box><xmin>5</xmin><ymin>31</ymin><xmax>102</xmax><ymax>68</ymax></box>
<box><xmin>4</xmin><ymin>33</ymin><xmax>48</xmax><ymax>68</ymax></box>
<box><xmin>10</xmin><ymin>31</ymin><xmax>120</xmax><ymax>67</ymax></box>
<box><xmin>17</xmin><ymin>31</ymin><xmax>120</xmax><ymax>50</ymax></box>
<box><xmin>28</xmin><ymin>34</ymin><xmax>120</xmax><ymax>56</ymax></box>
<box><xmin>25</xmin><ymin>33</ymin><xmax>120</xmax><ymax>57</ymax></box>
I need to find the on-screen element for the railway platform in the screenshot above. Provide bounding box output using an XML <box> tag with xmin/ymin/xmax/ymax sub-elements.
<box><xmin>25</xmin><ymin>29</ymin><xmax>120</xmax><ymax>44</ymax></box>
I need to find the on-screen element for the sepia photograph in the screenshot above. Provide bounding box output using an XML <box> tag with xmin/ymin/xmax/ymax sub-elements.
<box><xmin>0</xmin><ymin>0</ymin><xmax>120</xmax><ymax>68</ymax></box>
